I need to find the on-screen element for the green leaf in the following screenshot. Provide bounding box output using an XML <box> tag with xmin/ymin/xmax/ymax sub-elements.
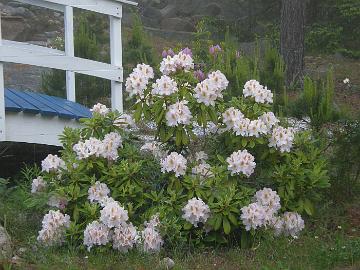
<box><xmin>223</xmin><ymin>217</ymin><xmax>231</xmax><ymax>234</ymax></box>
<box><xmin>304</xmin><ymin>198</ymin><xmax>315</xmax><ymax>215</ymax></box>
<box><xmin>214</xmin><ymin>215</ymin><xmax>222</xmax><ymax>231</ymax></box>
<box><xmin>183</xmin><ymin>222</ymin><xmax>193</xmax><ymax>230</ymax></box>
<box><xmin>228</xmin><ymin>213</ymin><xmax>238</xmax><ymax>226</ymax></box>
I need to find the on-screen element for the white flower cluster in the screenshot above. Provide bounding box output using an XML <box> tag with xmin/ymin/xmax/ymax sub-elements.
<box><xmin>73</xmin><ymin>132</ymin><xmax>122</xmax><ymax>161</ymax></box>
<box><xmin>152</xmin><ymin>75</ymin><xmax>178</xmax><ymax>96</ymax></box>
<box><xmin>91</xmin><ymin>103</ymin><xmax>110</xmax><ymax>116</ymax></box>
<box><xmin>222</xmin><ymin>108</ymin><xmax>276</xmax><ymax>138</ymax></box>
<box><xmin>192</xmin><ymin>162</ymin><xmax>214</xmax><ymax>179</ymax></box>
<box><xmin>161</xmin><ymin>152</ymin><xmax>187</xmax><ymax>177</ymax></box>
<box><xmin>114</xmin><ymin>113</ymin><xmax>136</xmax><ymax>129</ymax></box>
<box><xmin>243</xmin><ymin>80</ymin><xmax>273</xmax><ymax>104</ymax></box>
<box><xmin>268</xmin><ymin>126</ymin><xmax>295</xmax><ymax>153</ymax></box>
<box><xmin>101</xmin><ymin>132</ymin><xmax>123</xmax><ymax>160</ymax></box>
<box><xmin>193</xmin><ymin>70</ymin><xmax>229</xmax><ymax>106</ymax></box>
<box><xmin>88</xmin><ymin>181</ymin><xmax>110</xmax><ymax>203</ymax></box>
<box><xmin>112</xmin><ymin>222</ymin><xmax>139</xmax><ymax>252</ymax></box>
<box><xmin>160</xmin><ymin>51</ymin><xmax>194</xmax><ymax>75</ymax></box>
<box><xmin>31</xmin><ymin>176</ymin><xmax>46</xmax><ymax>193</ymax></box>
<box><xmin>226</xmin><ymin>150</ymin><xmax>256</xmax><ymax>177</ymax></box>
<box><xmin>141</xmin><ymin>214</ymin><xmax>163</xmax><ymax>253</ymax></box>
<box><xmin>37</xmin><ymin>210</ymin><xmax>70</xmax><ymax>246</ymax></box>
<box><xmin>41</xmin><ymin>154</ymin><xmax>65</xmax><ymax>173</ymax></box>
<box><xmin>140</xmin><ymin>141</ymin><xmax>168</xmax><ymax>160</ymax></box>
<box><xmin>194</xmin><ymin>151</ymin><xmax>208</xmax><ymax>162</ymax></box>
<box><xmin>84</xmin><ymin>191</ymin><xmax>140</xmax><ymax>252</ymax></box>
<box><xmin>241</xmin><ymin>188</ymin><xmax>281</xmax><ymax>231</ymax></box>
<box><xmin>125</xmin><ymin>64</ymin><xmax>154</xmax><ymax>97</ymax></box>
<box><xmin>275</xmin><ymin>212</ymin><xmax>305</xmax><ymax>238</ymax></box>
<box><xmin>182</xmin><ymin>198</ymin><xmax>211</xmax><ymax>227</ymax></box>
<box><xmin>165</xmin><ymin>100</ymin><xmax>192</xmax><ymax>127</ymax></box>
<box><xmin>83</xmin><ymin>221</ymin><xmax>110</xmax><ymax>251</ymax></box>
<box><xmin>100</xmin><ymin>201</ymin><xmax>129</xmax><ymax>228</ymax></box>
<box><xmin>240</xmin><ymin>188</ymin><xmax>304</xmax><ymax>238</ymax></box>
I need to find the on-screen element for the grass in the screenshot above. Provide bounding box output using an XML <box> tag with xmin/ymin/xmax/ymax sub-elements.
<box><xmin>1</xmin><ymin>185</ymin><xmax>360</xmax><ymax>270</ymax></box>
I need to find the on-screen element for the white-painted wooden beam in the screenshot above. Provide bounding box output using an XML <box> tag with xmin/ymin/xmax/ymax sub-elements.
<box><xmin>0</xmin><ymin>13</ymin><xmax>6</xmax><ymax>141</ymax></box>
<box><xmin>64</xmin><ymin>6</ymin><xmax>76</xmax><ymax>102</ymax></box>
<box><xmin>0</xmin><ymin>44</ymin><xmax>123</xmax><ymax>82</ymax></box>
<box><xmin>17</xmin><ymin>0</ymin><xmax>137</xmax><ymax>18</ymax></box>
<box><xmin>110</xmin><ymin>5</ymin><xmax>123</xmax><ymax>112</ymax></box>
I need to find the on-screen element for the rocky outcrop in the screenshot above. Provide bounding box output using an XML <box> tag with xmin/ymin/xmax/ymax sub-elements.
<box><xmin>0</xmin><ymin>225</ymin><xmax>12</xmax><ymax>260</ymax></box>
<box><xmin>136</xmin><ymin>0</ymin><xmax>248</xmax><ymax>32</ymax></box>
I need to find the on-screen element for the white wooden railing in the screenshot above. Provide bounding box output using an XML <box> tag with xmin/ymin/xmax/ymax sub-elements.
<box><xmin>0</xmin><ymin>0</ymin><xmax>137</xmax><ymax>126</ymax></box>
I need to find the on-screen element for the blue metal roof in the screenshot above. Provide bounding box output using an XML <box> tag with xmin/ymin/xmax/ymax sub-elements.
<box><xmin>4</xmin><ymin>89</ymin><xmax>92</xmax><ymax>119</ymax></box>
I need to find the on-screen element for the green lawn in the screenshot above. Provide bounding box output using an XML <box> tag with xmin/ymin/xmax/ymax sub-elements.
<box><xmin>1</xmin><ymin>186</ymin><xmax>360</xmax><ymax>270</ymax></box>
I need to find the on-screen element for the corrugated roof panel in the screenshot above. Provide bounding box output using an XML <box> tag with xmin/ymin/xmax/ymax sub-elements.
<box><xmin>4</xmin><ymin>89</ymin><xmax>91</xmax><ymax>120</ymax></box>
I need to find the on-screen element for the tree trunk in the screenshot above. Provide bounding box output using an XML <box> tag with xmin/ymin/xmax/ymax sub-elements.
<box><xmin>280</xmin><ymin>0</ymin><xmax>306</xmax><ymax>87</ymax></box>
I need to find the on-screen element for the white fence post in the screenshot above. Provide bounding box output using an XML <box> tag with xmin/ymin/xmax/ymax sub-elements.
<box><xmin>110</xmin><ymin>4</ymin><xmax>123</xmax><ymax>113</ymax></box>
<box><xmin>0</xmin><ymin>12</ymin><xmax>6</xmax><ymax>141</ymax></box>
<box><xmin>64</xmin><ymin>5</ymin><xmax>76</xmax><ymax>102</ymax></box>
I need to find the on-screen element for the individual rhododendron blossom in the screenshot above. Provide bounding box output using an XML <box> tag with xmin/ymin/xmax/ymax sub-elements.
<box><xmin>222</xmin><ymin>107</ymin><xmax>244</xmax><ymax>130</ymax></box>
<box><xmin>165</xmin><ymin>100</ymin><xmax>192</xmax><ymax>127</ymax></box>
<box><xmin>112</xmin><ymin>222</ymin><xmax>139</xmax><ymax>252</ymax></box>
<box><xmin>192</xmin><ymin>163</ymin><xmax>214</xmax><ymax>179</ymax></box>
<box><xmin>83</xmin><ymin>221</ymin><xmax>110</xmax><ymax>251</ymax></box>
<box><xmin>243</xmin><ymin>80</ymin><xmax>273</xmax><ymax>104</ymax></box>
<box><xmin>141</xmin><ymin>215</ymin><xmax>163</xmax><ymax>253</ymax></box>
<box><xmin>140</xmin><ymin>141</ymin><xmax>167</xmax><ymax>160</ymax></box>
<box><xmin>100</xmin><ymin>201</ymin><xmax>129</xmax><ymax>228</ymax></box>
<box><xmin>125</xmin><ymin>64</ymin><xmax>154</xmax><ymax>97</ymax></box>
<box><xmin>41</xmin><ymin>154</ymin><xmax>65</xmax><ymax>173</ymax></box>
<box><xmin>259</xmin><ymin>112</ymin><xmax>279</xmax><ymax>129</ymax></box>
<box><xmin>114</xmin><ymin>113</ymin><xmax>136</xmax><ymax>129</ymax></box>
<box><xmin>282</xmin><ymin>212</ymin><xmax>305</xmax><ymax>238</ymax></box>
<box><xmin>37</xmin><ymin>210</ymin><xmax>70</xmax><ymax>246</ymax></box>
<box><xmin>226</xmin><ymin>150</ymin><xmax>256</xmax><ymax>177</ymax></box>
<box><xmin>240</xmin><ymin>202</ymin><xmax>266</xmax><ymax>231</ymax></box>
<box><xmin>101</xmin><ymin>132</ymin><xmax>123</xmax><ymax>161</ymax></box>
<box><xmin>31</xmin><ymin>176</ymin><xmax>47</xmax><ymax>193</ymax></box>
<box><xmin>209</xmin><ymin>44</ymin><xmax>222</xmax><ymax>55</ymax></box>
<box><xmin>182</xmin><ymin>198</ymin><xmax>211</xmax><ymax>227</ymax></box>
<box><xmin>88</xmin><ymin>181</ymin><xmax>110</xmax><ymax>203</ymax></box>
<box><xmin>90</xmin><ymin>103</ymin><xmax>110</xmax><ymax>116</ymax></box>
<box><xmin>160</xmin><ymin>51</ymin><xmax>194</xmax><ymax>75</ymax></box>
<box><xmin>152</xmin><ymin>75</ymin><xmax>178</xmax><ymax>96</ymax></box>
<box><xmin>343</xmin><ymin>78</ymin><xmax>350</xmax><ymax>84</ymax></box>
<box><xmin>233</xmin><ymin>118</ymin><xmax>251</xmax><ymax>137</ymax></box>
<box><xmin>73</xmin><ymin>137</ymin><xmax>103</xmax><ymax>160</ymax></box>
<box><xmin>195</xmin><ymin>151</ymin><xmax>208</xmax><ymax>162</ymax></box>
<box><xmin>247</xmin><ymin>119</ymin><xmax>269</xmax><ymax>137</ymax></box>
<box><xmin>99</xmin><ymin>196</ymin><xmax>116</xmax><ymax>208</ymax></box>
<box><xmin>193</xmin><ymin>79</ymin><xmax>219</xmax><ymax>106</ymax></box>
<box><xmin>194</xmin><ymin>71</ymin><xmax>228</xmax><ymax>106</ymax></box>
<box><xmin>47</xmin><ymin>195</ymin><xmax>68</xmax><ymax>210</ymax></box>
<box><xmin>160</xmin><ymin>152</ymin><xmax>187</xmax><ymax>177</ymax></box>
<box><xmin>268</xmin><ymin>126</ymin><xmax>295</xmax><ymax>153</ymax></box>
<box><xmin>254</xmin><ymin>188</ymin><xmax>281</xmax><ymax>214</ymax></box>
<box><xmin>208</xmin><ymin>70</ymin><xmax>229</xmax><ymax>93</ymax></box>
<box><xmin>133</xmin><ymin>63</ymin><xmax>154</xmax><ymax>80</ymax></box>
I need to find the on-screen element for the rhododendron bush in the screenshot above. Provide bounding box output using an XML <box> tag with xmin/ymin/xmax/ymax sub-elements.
<box><xmin>30</xmin><ymin>48</ymin><xmax>330</xmax><ymax>253</ymax></box>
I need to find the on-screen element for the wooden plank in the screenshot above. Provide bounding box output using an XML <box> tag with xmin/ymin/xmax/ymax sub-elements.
<box><xmin>17</xmin><ymin>0</ymin><xmax>137</xmax><ymax>18</ymax></box>
<box><xmin>110</xmin><ymin>10</ymin><xmax>123</xmax><ymax>112</ymax></box>
<box><xmin>0</xmin><ymin>45</ymin><xmax>123</xmax><ymax>82</ymax></box>
<box><xmin>5</xmin><ymin>112</ymin><xmax>81</xmax><ymax>146</ymax></box>
<box><xmin>64</xmin><ymin>6</ymin><xmax>76</xmax><ymax>102</ymax></box>
<box><xmin>0</xmin><ymin>13</ymin><xmax>5</xmax><ymax>141</ymax></box>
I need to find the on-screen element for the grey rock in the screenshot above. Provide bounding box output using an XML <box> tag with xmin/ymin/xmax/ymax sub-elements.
<box><xmin>0</xmin><ymin>225</ymin><xmax>12</xmax><ymax>260</ymax></box>
<box><xmin>161</xmin><ymin>257</ymin><xmax>175</xmax><ymax>269</ymax></box>
<box><xmin>161</xmin><ymin>17</ymin><xmax>195</xmax><ymax>32</ymax></box>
